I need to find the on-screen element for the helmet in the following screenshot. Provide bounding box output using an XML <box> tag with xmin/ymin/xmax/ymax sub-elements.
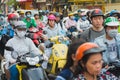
<box><xmin>75</xmin><ymin>42</ymin><xmax>105</xmax><ymax>61</ymax></box>
<box><xmin>48</xmin><ymin>14</ymin><xmax>56</xmax><ymax>20</ymax></box>
<box><xmin>91</xmin><ymin>9</ymin><xmax>104</xmax><ymax>18</ymax></box>
<box><xmin>55</xmin><ymin>12</ymin><xmax>60</xmax><ymax>17</ymax></box>
<box><xmin>104</xmin><ymin>17</ymin><xmax>119</xmax><ymax>27</ymax></box>
<box><xmin>14</xmin><ymin>21</ymin><xmax>26</xmax><ymax>29</ymax></box>
<box><xmin>78</xmin><ymin>10</ymin><xmax>82</xmax><ymax>13</ymax></box>
<box><xmin>8</xmin><ymin>13</ymin><xmax>18</xmax><ymax>21</ymax></box>
<box><xmin>68</xmin><ymin>13</ymin><xmax>74</xmax><ymax>16</ymax></box>
<box><xmin>25</xmin><ymin>11</ymin><xmax>32</xmax><ymax>16</ymax></box>
<box><xmin>109</xmin><ymin>10</ymin><xmax>119</xmax><ymax>16</ymax></box>
<box><xmin>20</xmin><ymin>11</ymin><xmax>24</xmax><ymax>14</ymax></box>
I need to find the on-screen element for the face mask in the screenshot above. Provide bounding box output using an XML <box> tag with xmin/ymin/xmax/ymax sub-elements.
<box><xmin>81</xmin><ymin>16</ymin><xmax>86</xmax><ymax>21</ymax></box>
<box><xmin>26</xmin><ymin>14</ymin><xmax>31</xmax><ymax>18</ymax></box>
<box><xmin>16</xmin><ymin>30</ymin><xmax>26</xmax><ymax>38</ymax></box>
<box><xmin>70</xmin><ymin>16</ymin><xmax>75</xmax><ymax>20</ymax></box>
<box><xmin>107</xmin><ymin>29</ymin><xmax>118</xmax><ymax>38</ymax></box>
<box><xmin>9</xmin><ymin>20</ymin><xmax>17</xmax><ymax>25</ymax></box>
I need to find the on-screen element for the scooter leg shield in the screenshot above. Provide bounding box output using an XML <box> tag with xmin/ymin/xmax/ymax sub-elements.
<box><xmin>21</xmin><ymin>67</ymin><xmax>47</xmax><ymax>80</ymax></box>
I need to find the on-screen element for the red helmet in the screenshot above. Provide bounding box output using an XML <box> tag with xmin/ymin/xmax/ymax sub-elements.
<box><xmin>48</xmin><ymin>14</ymin><xmax>56</xmax><ymax>20</ymax></box>
<box><xmin>8</xmin><ymin>13</ymin><xmax>18</xmax><ymax>21</ymax></box>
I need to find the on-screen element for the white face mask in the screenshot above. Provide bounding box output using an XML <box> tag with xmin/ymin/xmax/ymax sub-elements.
<box><xmin>16</xmin><ymin>30</ymin><xmax>26</xmax><ymax>38</ymax></box>
<box><xmin>107</xmin><ymin>29</ymin><xmax>118</xmax><ymax>38</ymax></box>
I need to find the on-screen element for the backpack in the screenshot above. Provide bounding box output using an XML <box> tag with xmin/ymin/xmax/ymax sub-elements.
<box><xmin>0</xmin><ymin>34</ymin><xmax>10</xmax><ymax>56</ymax></box>
<box><xmin>60</xmin><ymin>21</ymin><xmax>63</xmax><ymax>30</ymax></box>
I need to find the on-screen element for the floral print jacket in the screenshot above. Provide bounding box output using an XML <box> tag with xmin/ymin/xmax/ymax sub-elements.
<box><xmin>74</xmin><ymin>72</ymin><xmax>119</xmax><ymax>80</ymax></box>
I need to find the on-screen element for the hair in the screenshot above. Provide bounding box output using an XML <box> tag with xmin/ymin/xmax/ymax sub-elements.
<box><xmin>64</xmin><ymin>38</ymin><xmax>86</xmax><ymax>69</ymax></box>
<box><xmin>34</xmin><ymin>14</ymin><xmax>39</xmax><ymax>17</ymax></box>
<box><xmin>78</xmin><ymin>52</ymin><xmax>102</xmax><ymax>74</ymax></box>
<box><xmin>25</xmin><ymin>11</ymin><xmax>31</xmax><ymax>16</ymax></box>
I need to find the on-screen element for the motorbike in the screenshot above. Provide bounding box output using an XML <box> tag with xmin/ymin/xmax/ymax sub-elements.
<box><xmin>66</xmin><ymin>26</ymin><xmax>81</xmax><ymax>39</ymax></box>
<box><xmin>41</xmin><ymin>36</ymin><xmax>69</xmax><ymax>76</ymax></box>
<box><xmin>1</xmin><ymin>46</ymin><xmax>49</xmax><ymax>80</ymax></box>
<box><xmin>107</xmin><ymin>60</ymin><xmax>120</xmax><ymax>78</ymax></box>
<box><xmin>26</xmin><ymin>27</ymin><xmax>43</xmax><ymax>47</ymax></box>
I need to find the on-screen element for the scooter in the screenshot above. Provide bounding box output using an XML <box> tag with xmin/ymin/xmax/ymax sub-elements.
<box><xmin>1</xmin><ymin>46</ymin><xmax>49</xmax><ymax>80</ymax></box>
<box><xmin>26</xmin><ymin>27</ymin><xmax>43</xmax><ymax>47</ymax></box>
<box><xmin>66</xmin><ymin>26</ymin><xmax>81</xmax><ymax>39</ymax></box>
<box><xmin>107</xmin><ymin>60</ymin><xmax>120</xmax><ymax>78</ymax></box>
<box><xmin>43</xmin><ymin>36</ymin><xmax>69</xmax><ymax>75</ymax></box>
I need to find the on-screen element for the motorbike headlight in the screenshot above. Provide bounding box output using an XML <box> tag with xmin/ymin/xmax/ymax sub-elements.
<box><xmin>72</xmin><ymin>32</ymin><xmax>78</xmax><ymax>37</ymax></box>
<box><xmin>26</xmin><ymin>56</ymin><xmax>39</xmax><ymax>65</ymax></box>
<box><xmin>58</xmin><ymin>36</ymin><xmax>64</xmax><ymax>42</ymax></box>
<box><xmin>54</xmin><ymin>50</ymin><xmax>59</xmax><ymax>57</ymax></box>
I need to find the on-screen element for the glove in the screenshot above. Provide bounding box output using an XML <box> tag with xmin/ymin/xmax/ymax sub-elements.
<box><xmin>43</xmin><ymin>54</ymin><xmax>49</xmax><ymax>61</ymax></box>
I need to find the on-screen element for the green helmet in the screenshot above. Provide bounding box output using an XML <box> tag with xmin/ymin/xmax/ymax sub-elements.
<box><xmin>104</xmin><ymin>17</ymin><xmax>119</xmax><ymax>27</ymax></box>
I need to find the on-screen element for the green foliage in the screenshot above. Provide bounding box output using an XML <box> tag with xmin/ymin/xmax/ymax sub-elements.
<box><xmin>7</xmin><ymin>0</ymin><xmax>16</xmax><ymax>5</ymax></box>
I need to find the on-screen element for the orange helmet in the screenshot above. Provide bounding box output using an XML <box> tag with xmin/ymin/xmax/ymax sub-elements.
<box><xmin>75</xmin><ymin>42</ymin><xmax>105</xmax><ymax>61</ymax></box>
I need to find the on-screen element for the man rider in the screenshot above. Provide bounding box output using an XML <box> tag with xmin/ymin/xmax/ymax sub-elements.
<box><xmin>80</xmin><ymin>9</ymin><xmax>105</xmax><ymax>42</ymax></box>
<box><xmin>4</xmin><ymin>21</ymin><xmax>41</xmax><ymax>80</ymax></box>
<box><xmin>94</xmin><ymin>17</ymin><xmax>120</xmax><ymax>64</ymax></box>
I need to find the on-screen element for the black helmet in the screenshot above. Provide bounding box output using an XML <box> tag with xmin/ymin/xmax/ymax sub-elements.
<box><xmin>91</xmin><ymin>9</ymin><xmax>104</xmax><ymax>19</ymax></box>
<box><xmin>25</xmin><ymin>11</ymin><xmax>32</xmax><ymax>16</ymax></box>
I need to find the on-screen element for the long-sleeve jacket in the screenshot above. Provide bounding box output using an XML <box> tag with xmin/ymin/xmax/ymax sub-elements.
<box><xmin>43</xmin><ymin>24</ymin><xmax>65</xmax><ymax>39</ymax></box>
<box><xmin>4</xmin><ymin>36</ymin><xmax>41</xmax><ymax>64</ymax></box>
<box><xmin>94</xmin><ymin>34</ymin><xmax>120</xmax><ymax>64</ymax></box>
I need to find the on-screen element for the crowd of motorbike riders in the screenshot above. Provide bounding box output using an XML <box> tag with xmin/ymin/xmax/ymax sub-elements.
<box><xmin>0</xmin><ymin>8</ymin><xmax>120</xmax><ymax>80</ymax></box>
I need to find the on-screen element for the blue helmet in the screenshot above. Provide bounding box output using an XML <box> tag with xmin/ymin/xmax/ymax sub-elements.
<box><xmin>109</xmin><ymin>10</ymin><xmax>119</xmax><ymax>16</ymax></box>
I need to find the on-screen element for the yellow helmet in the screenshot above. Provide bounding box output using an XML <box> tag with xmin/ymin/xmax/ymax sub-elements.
<box><xmin>68</xmin><ymin>13</ymin><xmax>74</xmax><ymax>16</ymax></box>
<box><xmin>20</xmin><ymin>11</ymin><xmax>24</xmax><ymax>14</ymax></box>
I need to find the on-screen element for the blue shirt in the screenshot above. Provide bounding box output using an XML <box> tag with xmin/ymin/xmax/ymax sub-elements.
<box><xmin>1</xmin><ymin>24</ymin><xmax>14</xmax><ymax>38</ymax></box>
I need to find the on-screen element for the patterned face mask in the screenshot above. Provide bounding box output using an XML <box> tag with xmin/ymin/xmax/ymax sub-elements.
<box><xmin>107</xmin><ymin>29</ymin><xmax>118</xmax><ymax>38</ymax></box>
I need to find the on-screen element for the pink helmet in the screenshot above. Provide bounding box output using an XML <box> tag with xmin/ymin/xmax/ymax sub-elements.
<box><xmin>48</xmin><ymin>14</ymin><xmax>56</xmax><ymax>20</ymax></box>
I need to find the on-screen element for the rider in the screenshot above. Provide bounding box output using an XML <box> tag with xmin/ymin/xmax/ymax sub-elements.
<box><xmin>4</xmin><ymin>21</ymin><xmax>41</xmax><ymax>80</ymax></box>
<box><xmin>23</xmin><ymin>11</ymin><xmax>37</xmax><ymax>28</ymax></box>
<box><xmin>19</xmin><ymin>11</ymin><xmax>25</xmax><ymax>20</ymax></box>
<box><xmin>0</xmin><ymin>13</ymin><xmax>18</xmax><ymax>57</ymax></box>
<box><xmin>34</xmin><ymin>13</ymin><xmax>45</xmax><ymax>29</ymax></box>
<box><xmin>77</xmin><ymin>11</ymin><xmax>91</xmax><ymax>32</ymax></box>
<box><xmin>55</xmin><ymin>12</ymin><xmax>67</xmax><ymax>33</ymax></box>
<box><xmin>65</xmin><ymin>13</ymin><xmax>77</xmax><ymax>30</ymax></box>
<box><xmin>109</xmin><ymin>10</ymin><xmax>120</xmax><ymax>33</ymax></box>
<box><xmin>94</xmin><ymin>17</ymin><xmax>120</xmax><ymax>64</ymax></box>
<box><xmin>80</xmin><ymin>9</ymin><xmax>105</xmax><ymax>42</ymax></box>
<box><xmin>43</xmin><ymin>14</ymin><xmax>65</xmax><ymax>38</ymax></box>
<box><xmin>41</xmin><ymin>14</ymin><xmax>66</xmax><ymax>69</ymax></box>
<box><xmin>2</xmin><ymin>13</ymin><xmax>18</xmax><ymax>38</ymax></box>
<box><xmin>74</xmin><ymin>42</ymin><xmax>118</xmax><ymax>80</ymax></box>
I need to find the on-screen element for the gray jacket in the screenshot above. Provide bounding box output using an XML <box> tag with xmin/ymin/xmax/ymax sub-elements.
<box><xmin>94</xmin><ymin>34</ymin><xmax>120</xmax><ymax>64</ymax></box>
